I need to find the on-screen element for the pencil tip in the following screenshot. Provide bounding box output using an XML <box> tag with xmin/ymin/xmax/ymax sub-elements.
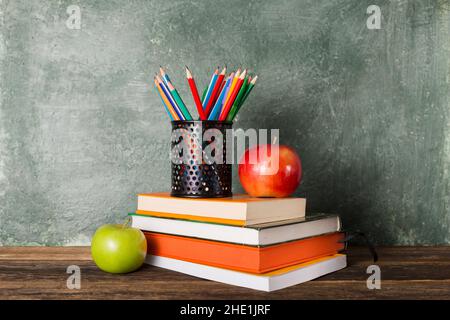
<box><xmin>185</xmin><ymin>66</ymin><xmax>192</xmax><ymax>78</ymax></box>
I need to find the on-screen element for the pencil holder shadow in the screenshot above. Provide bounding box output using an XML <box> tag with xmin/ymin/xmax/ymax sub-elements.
<box><xmin>170</xmin><ymin>120</ymin><xmax>232</xmax><ymax>198</ymax></box>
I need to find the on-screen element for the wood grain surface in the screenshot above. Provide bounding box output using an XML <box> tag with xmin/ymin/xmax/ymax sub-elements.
<box><xmin>0</xmin><ymin>246</ymin><xmax>449</xmax><ymax>300</ymax></box>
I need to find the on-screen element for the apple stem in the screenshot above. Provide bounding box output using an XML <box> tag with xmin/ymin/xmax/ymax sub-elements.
<box><xmin>122</xmin><ymin>216</ymin><xmax>132</xmax><ymax>229</ymax></box>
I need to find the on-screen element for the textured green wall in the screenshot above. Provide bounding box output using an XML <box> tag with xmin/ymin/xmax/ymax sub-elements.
<box><xmin>0</xmin><ymin>0</ymin><xmax>449</xmax><ymax>245</ymax></box>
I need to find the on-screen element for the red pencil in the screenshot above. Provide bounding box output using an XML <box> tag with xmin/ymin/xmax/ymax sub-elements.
<box><xmin>186</xmin><ymin>66</ymin><xmax>206</xmax><ymax>120</ymax></box>
<box><xmin>219</xmin><ymin>70</ymin><xmax>247</xmax><ymax>121</ymax></box>
<box><xmin>205</xmin><ymin>67</ymin><xmax>226</xmax><ymax>117</ymax></box>
<box><xmin>216</xmin><ymin>78</ymin><xmax>226</xmax><ymax>99</ymax></box>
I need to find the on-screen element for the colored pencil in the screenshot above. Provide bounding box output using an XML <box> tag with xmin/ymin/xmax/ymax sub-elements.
<box><xmin>223</xmin><ymin>68</ymin><xmax>241</xmax><ymax>108</ymax></box>
<box><xmin>219</xmin><ymin>70</ymin><xmax>246</xmax><ymax>121</ymax></box>
<box><xmin>202</xmin><ymin>68</ymin><xmax>219</xmax><ymax>108</ymax></box>
<box><xmin>160</xmin><ymin>67</ymin><xmax>193</xmax><ymax>120</ymax></box>
<box><xmin>155</xmin><ymin>82</ymin><xmax>174</xmax><ymax>120</ymax></box>
<box><xmin>205</xmin><ymin>67</ymin><xmax>226</xmax><ymax>117</ymax></box>
<box><xmin>226</xmin><ymin>74</ymin><xmax>249</xmax><ymax>121</ymax></box>
<box><xmin>154</xmin><ymin>65</ymin><xmax>257</xmax><ymax>122</ymax></box>
<box><xmin>218</xmin><ymin>73</ymin><xmax>234</xmax><ymax>109</ymax></box>
<box><xmin>155</xmin><ymin>78</ymin><xmax>179</xmax><ymax>120</ymax></box>
<box><xmin>156</xmin><ymin>75</ymin><xmax>185</xmax><ymax>120</ymax></box>
<box><xmin>215</xmin><ymin>78</ymin><xmax>226</xmax><ymax>101</ymax></box>
<box><xmin>235</xmin><ymin>74</ymin><xmax>249</xmax><ymax>106</ymax></box>
<box><xmin>220</xmin><ymin>73</ymin><xmax>234</xmax><ymax>107</ymax></box>
<box><xmin>159</xmin><ymin>66</ymin><xmax>171</xmax><ymax>86</ymax></box>
<box><xmin>166</xmin><ymin>80</ymin><xmax>193</xmax><ymax>120</ymax></box>
<box><xmin>201</xmin><ymin>86</ymin><xmax>207</xmax><ymax>102</ymax></box>
<box><xmin>230</xmin><ymin>75</ymin><xmax>257</xmax><ymax>121</ymax></box>
<box><xmin>208</xmin><ymin>75</ymin><xmax>232</xmax><ymax>120</ymax></box>
<box><xmin>186</xmin><ymin>67</ymin><xmax>206</xmax><ymax>120</ymax></box>
<box><xmin>238</xmin><ymin>75</ymin><xmax>257</xmax><ymax>107</ymax></box>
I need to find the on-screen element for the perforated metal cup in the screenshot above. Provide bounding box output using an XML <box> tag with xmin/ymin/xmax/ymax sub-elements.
<box><xmin>170</xmin><ymin>120</ymin><xmax>232</xmax><ymax>198</ymax></box>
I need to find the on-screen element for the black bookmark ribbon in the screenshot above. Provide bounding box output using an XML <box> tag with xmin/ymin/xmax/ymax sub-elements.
<box><xmin>339</xmin><ymin>231</ymin><xmax>378</xmax><ymax>262</ymax></box>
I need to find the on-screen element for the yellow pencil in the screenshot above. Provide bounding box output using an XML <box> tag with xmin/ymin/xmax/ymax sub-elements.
<box><xmin>223</xmin><ymin>68</ymin><xmax>241</xmax><ymax>107</ymax></box>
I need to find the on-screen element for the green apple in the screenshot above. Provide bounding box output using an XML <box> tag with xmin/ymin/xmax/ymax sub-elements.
<box><xmin>91</xmin><ymin>224</ymin><xmax>147</xmax><ymax>274</ymax></box>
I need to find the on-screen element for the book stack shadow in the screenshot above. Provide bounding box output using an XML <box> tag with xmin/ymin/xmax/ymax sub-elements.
<box><xmin>132</xmin><ymin>193</ymin><xmax>346</xmax><ymax>292</ymax></box>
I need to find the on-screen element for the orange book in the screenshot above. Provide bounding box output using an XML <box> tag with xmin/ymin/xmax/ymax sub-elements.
<box><xmin>137</xmin><ymin>192</ymin><xmax>306</xmax><ymax>226</ymax></box>
<box><xmin>144</xmin><ymin>232</ymin><xmax>344</xmax><ymax>274</ymax></box>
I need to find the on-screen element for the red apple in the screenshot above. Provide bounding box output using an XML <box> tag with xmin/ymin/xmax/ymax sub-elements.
<box><xmin>238</xmin><ymin>145</ymin><xmax>302</xmax><ymax>197</ymax></box>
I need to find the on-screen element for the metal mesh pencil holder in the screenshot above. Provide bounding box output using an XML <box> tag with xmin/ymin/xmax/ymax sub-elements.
<box><xmin>170</xmin><ymin>120</ymin><xmax>232</xmax><ymax>198</ymax></box>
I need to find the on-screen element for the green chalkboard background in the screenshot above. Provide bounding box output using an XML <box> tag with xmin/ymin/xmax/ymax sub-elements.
<box><xmin>0</xmin><ymin>0</ymin><xmax>449</xmax><ymax>245</ymax></box>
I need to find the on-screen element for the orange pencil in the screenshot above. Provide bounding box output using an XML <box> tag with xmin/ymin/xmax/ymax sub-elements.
<box><xmin>155</xmin><ymin>78</ymin><xmax>179</xmax><ymax>120</ymax></box>
<box><xmin>186</xmin><ymin>67</ymin><xmax>206</xmax><ymax>120</ymax></box>
<box><xmin>219</xmin><ymin>70</ymin><xmax>246</xmax><ymax>121</ymax></box>
<box><xmin>224</xmin><ymin>68</ymin><xmax>241</xmax><ymax>107</ymax></box>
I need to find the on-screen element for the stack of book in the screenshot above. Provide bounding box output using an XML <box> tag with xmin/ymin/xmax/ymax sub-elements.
<box><xmin>131</xmin><ymin>193</ymin><xmax>346</xmax><ymax>292</ymax></box>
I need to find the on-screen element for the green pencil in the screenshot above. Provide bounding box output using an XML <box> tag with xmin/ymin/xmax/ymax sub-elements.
<box><xmin>229</xmin><ymin>76</ymin><xmax>257</xmax><ymax>121</ymax></box>
<box><xmin>166</xmin><ymin>81</ymin><xmax>193</xmax><ymax>120</ymax></box>
<box><xmin>226</xmin><ymin>75</ymin><xmax>249</xmax><ymax>121</ymax></box>
<box><xmin>201</xmin><ymin>86</ymin><xmax>207</xmax><ymax>104</ymax></box>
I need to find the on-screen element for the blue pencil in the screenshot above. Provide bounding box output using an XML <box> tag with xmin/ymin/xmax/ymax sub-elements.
<box><xmin>208</xmin><ymin>75</ymin><xmax>232</xmax><ymax>120</ymax></box>
<box><xmin>202</xmin><ymin>68</ymin><xmax>219</xmax><ymax>109</ymax></box>
<box><xmin>155</xmin><ymin>82</ymin><xmax>174</xmax><ymax>120</ymax></box>
<box><xmin>157</xmin><ymin>76</ymin><xmax>185</xmax><ymax>120</ymax></box>
<box><xmin>159</xmin><ymin>66</ymin><xmax>171</xmax><ymax>86</ymax></box>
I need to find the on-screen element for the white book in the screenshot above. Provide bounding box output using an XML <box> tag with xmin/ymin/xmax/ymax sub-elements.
<box><xmin>132</xmin><ymin>214</ymin><xmax>341</xmax><ymax>246</ymax></box>
<box><xmin>145</xmin><ymin>254</ymin><xmax>347</xmax><ymax>292</ymax></box>
<box><xmin>137</xmin><ymin>192</ymin><xmax>306</xmax><ymax>225</ymax></box>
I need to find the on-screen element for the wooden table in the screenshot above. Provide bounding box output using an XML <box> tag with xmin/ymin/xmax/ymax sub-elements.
<box><xmin>0</xmin><ymin>246</ymin><xmax>449</xmax><ymax>300</ymax></box>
